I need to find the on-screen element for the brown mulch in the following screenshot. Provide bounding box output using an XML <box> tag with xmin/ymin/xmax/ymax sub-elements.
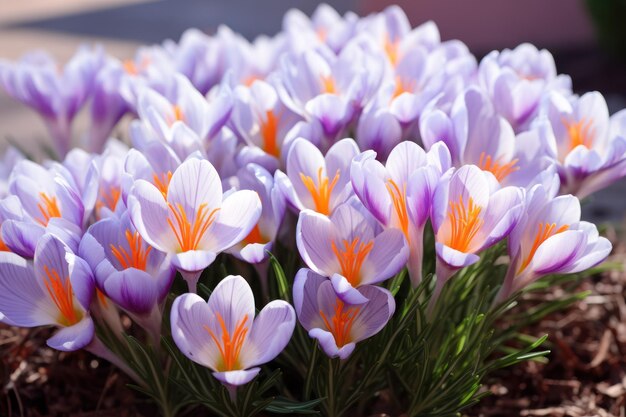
<box><xmin>467</xmin><ymin>228</ymin><xmax>626</xmax><ymax>417</ymax></box>
<box><xmin>2</xmin><ymin>234</ymin><xmax>626</xmax><ymax>417</ymax></box>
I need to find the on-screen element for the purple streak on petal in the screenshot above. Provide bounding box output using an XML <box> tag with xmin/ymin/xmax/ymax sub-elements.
<box><xmin>246</xmin><ymin>300</ymin><xmax>295</xmax><ymax>367</ymax></box>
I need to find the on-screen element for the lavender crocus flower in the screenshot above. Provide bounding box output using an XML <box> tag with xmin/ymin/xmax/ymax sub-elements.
<box><xmin>499</xmin><ymin>182</ymin><xmax>612</xmax><ymax>299</ymax></box>
<box><xmin>420</xmin><ymin>87</ymin><xmax>554</xmax><ymax>188</ymax></box>
<box><xmin>478</xmin><ymin>43</ymin><xmax>572</xmax><ymax>132</ymax></box>
<box><xmin>227</xmin><ymin>163</ymin><xmax>286</xmax><ymax>264</ymax></box>
<box><xmin>293</xmin><ymin>268</ymin><xmax>395</xmax><ymax>360</ymax></box>
<box><xmin>276</xmin><ymin>138</ymin><xmax>358</xmax><ymax>216</ymax></box>
<box><xmin>431</xmin><ymin>165</ymin><xmax>523</xmax><ymax>295</ymax></box>
<box><xmin>283</xmin><ymin>4</ymin><xmax>357</xmax><ymax>54</ymax></box>
<box><xmin>229</xmin><ymin>80</ymin><xmax>301</xmax><ymax>172</ymax></box>
<box><xmin>351</xmin><ymin>141</ymin><xmax>450</xmax><ymax>285</ymax></box>
<box><xmin>296</xmin><ymin>201</ymin><xmax>408</xmax><ymax>304</ymax></box>
<box><xmin>128</xmin><ymin>158</ymin><xmax>261</xmax><ymax>292</ymax></box>
<box><xmin>87</xmin><ymin>61</ymin><xmax>131</xmax><ymax>153</ymax></box>
<box><xmin>79</xmin><ymin>213</ymin><xmax>175</xmax><ymax>331</ymax></box>
<box><xmin>121</xmin><ymin>140</ymin><xmax>183</xmax><ymax>204</ymax></box>
<box><xmin>0</xmin><ymin>234</ymin><xmax>94</xmax><ymax>351</ymax></box>
<box><xmin>0</xmin><ymin>160</ymin><xmax>84</xmax><ymax>257</ymax></box>
<box><xmin>541</xmin><ymin>91</ymin><xmax>626</xmax><ymax>198</ymax></box>
<box><xmin>0</xmin><ymin>46</ymin><xmax>104</xmax><ymax>157</ymax></box>
<box><xmin>171</xmin><ymin>275</ymin><xmax>295</xmax><ymax>387</ymax></box>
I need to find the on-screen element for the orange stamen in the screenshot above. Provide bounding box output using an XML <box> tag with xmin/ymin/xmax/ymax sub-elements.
<box><xmin>384</xmin><ymin>34</ymin><xmax>399</xmax><ymax>66</ymax></box>
<box><xmin>331</xmin><ymin>237</ymin><xmax>374</xmax><ymax>286</ymax></box>
<box><xmin>152</xmin><ymin>171</ymin><xmax>173</xmax><ymax>197</ymax></box>
<box><xmin>203</xmin><ymin>312</ymin><xmax>249</xmax><ymax>372</ymax></box>
<box><xmin>518</xmin><ymin>222</ymin><xmax>570</xmax><ymax>273</ymax></box>
<box><xmin>243</xmin><ymin>75</ymin><xmax>259</xmax><ymax>86</ymax></box>
<box><xmin>563</xmin><ymin>117</ymin><xmax>594</xmax><ymax>151</ymax></box>
<box><xmin>172</xmin><ymin>105</ymin><xmax>184</xmax><ymax>123</ymax></box>
<box><xmin>43</xmin><ymin>265</ymin><xmax>80</xmax><ymax>326</ymax></box>
<box><xmin>445</xmin><ymin>196</ymin><xmax>483</xmax><ymax>253</ymax></box>
<box><xmin>110</xmin><ymin>230</ymin><xmax>152</xmax><ymax>271</ymax></box>
<box><xmin>243</xmin><ymin>223</ymin><xmax>266</xmax><ymax>245</ymax></box>
<box><xmin>319</xmin><ymin>300</ymin><xmax>360</xmax><ymax>347</ymax></box>
<box><xmin>0</xmin><ymin>237</ymin><xmax>9</xmax><ymax>252</ymax></box>
<box><xmin>478</xmin><ymin>152</ymin><xmax>520</xmax><ymax>182</ymax></box>
<box><xmin>37</xmin><ymin>193</ymin><xmax>62</xmax><ymax>226</ymax></box>
<box><xmin>261</xmin><ymin>110</ymin><xmax>280</xmax><ymax>158</ymax></box>
<box><xmin>123</xmin><ymin>60</ymin><xmax>138</xmax><ymax>75</ymax></box>
<box><xmin>392</xmin><ymin>76</ymin><xmax>415</xmax><ymax>99</ymax></box>
<box><xmin>123</xmin><ymin>57</ymin><xmax>150</xmax><ymax>76</ymax></box>
<box><xmin>95</xmin><ymin>184</ymin><xmax>121</xmax><ymax>219</ymax></box>
<box><xmin>321</xmin><ymin>76</ymin><xmax>336</xmax><ymax>94</ymax></box>
<box><xmin>96</xmin><ymin>288</ymin><xmax>108</xmax><ymax>308</ymax></box>
<box><xmin>385</xmin><ymin>179</ymin><xmax>410</xmax><ymax>241</ymax></box>
<box><xmin>167</xmin><ymin>203</ymin><xmax>219</xmax><ymax>252</ymax></box>
<box><xmin>299</xmin><ymin>167</ymin><xmax>340</xmax><ymax>215</ymax></box>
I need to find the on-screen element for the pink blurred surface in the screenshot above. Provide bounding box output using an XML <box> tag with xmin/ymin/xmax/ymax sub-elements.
<box><xmin>360</xmin><ymin>0</ymin><xmax>595</xmax><ymax>51</ymax></box>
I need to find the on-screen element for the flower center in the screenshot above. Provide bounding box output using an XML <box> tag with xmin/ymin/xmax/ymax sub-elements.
<box><xmin>261</xmin><ymin>110</ymin><xmax>280</xmax><ymax>158</ymax></box>
<box><xmin>110</xmin><ymin>230</ymin><xmax>152</xmax><ymax>271</ymax></box>
<box><xmin>386</xmin><ymin>178</ymin><xmax>410</xmax><ymax>241</ymax></box>
<box><xmin>96</xmin><ymin>288</ymin><xmax>109</xmax><ymax>308</ymax></box>
<box><xmin>299</xmin><ymin>167</ymin><xmax>340</xmax><ymax>215</ymax></box>
<box><xmin>0</xmin><ymin>236</ymin><xmax>10</xmax><ymax>252</ymax></box>
<box><xmin>331</xmin><ymin>237</ymin><xmax>374</xmax><ymax>286</ymax></box>
<box><xmin>37</xmin><ymin>192</ymin><xmax>62</xmax><ymax>226</ymax></box>
<box><xmin>321</xmin><ymin>75</ymin><xmax>336</xmax><ymax>94</ymax></box>
<box><xmin>172</xmin><ymin>105</ymin><xmax>184</xmax><ymax>123</ymax></box>
<box><xmin>43</xmin><ymin>265</ymin><xmax>81</xmax><ymax>326</ymax></box>
<box><xmin>95</xmin><ymin>184</ymin><xmax>121</xmax><ymax>219</ymax></box>
<box><xmin>392</xmin><ymin>76</ymin><xmax>415</xmax><ymax>99</ymax></box>
<box><xmin>518</xmin><ymin>222</ymin><xmax>570</xmax><ymax>273</ymax></box>
<box><xmin>167</xmin><ymin>203</ymin><xmax>220</xmax><ymax>252</ymax></box>
<box><xmin>204</xmin><ymin>312</ymin><xmax>249</xmax><ymax>372</ymax></box>
<box><xmin>320</xmin><ymin>300</ymin><xmax>360</xmax><ymax>348</ymax></box>
<box><xmin>384</xmin><ymin>34</ymin><xmax>399</xmax><ymax>66</ymax></box>
<box><xmin>445</xmin><ymin>196</ymin><xmax>483</xmax><ymax>253</ymax></box>
<box><xmin>243</xmin><ymin>223</ymin><xmax>267</xmax><ymax>245</ymax></box>
<box><xmin>563</xmin><ymin>117</ymin><xmax>594</xmax><ymax>152</ymax></box>
<box><xmin>478</xmin><ymin>152</ymin><xmax>519</xmax><ymax>182</ymax></box>
<box><xmin>152</xmin><ymin>171</ymin><xmax>173</xmax><ymax>197</ymax></box>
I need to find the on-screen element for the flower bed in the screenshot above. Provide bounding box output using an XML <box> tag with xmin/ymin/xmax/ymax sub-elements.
<box><xmin>0</xmin><ymin>4</ymin><xmax>623</xmax><ymax>417</ymax></box>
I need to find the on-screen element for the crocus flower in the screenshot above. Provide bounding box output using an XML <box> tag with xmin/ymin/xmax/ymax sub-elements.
<box><xmin>170</xmin><ymin>275</ymin><xmax>296</xmax><ymax>387</ymax></box>
<box><xmin>0</xmin><ymin>46</ymin><xmax>104</xmax><ymax>157</ymax></box>
<box><xmin>499</xmin><ymin>183</ymin><xmax>612</xmax><ymax>299</ymax></box>
<box><xmin>121</xmin><ymin>140</ymin><xmax>183</xmax><ymax>204</ymax></box>
<box><xmin>132</xmin><ymin>74</ymin><xmax>233</xmax><ymax>159</ymax></box>
<box><xmin>431</xmin><ymin>165</ymin><xmax>524</xmax><ymax>293</ymax></box>
<box><xmin>283</xmin><ymin>4</ymin><xmax>357</xmax><ymax>54</ymax></box>
<box><xmin>351</xmin><ymin>141</ymin><xmax>450</xmax><ymax>285</ymax></box>
<box><xmin>541</xmin><ymin>91</ymin><xmax>626</xmax><ymax>198</ymax></box>
<box><xmin>293</xmin><ymin>268</ymin><xmax>395</xmax><ymax>359</ymax></box>
<box><xmin>227</xmin><ymin>163</ymin><xmax>286</xmax><ymax>264</ymax></box>
<box><xmin>79</xmin><ymin>213</ymin><xmax>175</xmax><ymax>332</ymax></box>
<box><xmin>420</xmin><ymin>87</ymin><xmax>554</xmax><ymax>188</ymax></box>
<box><xmin>229</xmin><ymin>79</ymin><xmax>301</xmax><ymax>172</ymax></box>
<box><xmin>276</xmin><ymin>137</ymin><xmax>358</xmax><ymax>216</ymax></box>
<box><xmin>478</xmin><ymin>43</ymin><xmax>572</xmax><ymax>132</ymax></box>
<box><xmin>87</xmin><ymin>61</ymin><xmax>131</xmax><ymax>153</ymax></box>
<box><xmin>128</xmin><ymin>158</ymin><xmax>261</xmax><ymax>292</ymax></box>
<box><xmin>0</xmin><ymin>234</ymin><xmax>94</xmax><ymax>351</ymax></box>
<box><xmin>0</xmin><ymin>160</ymin><xmax>84</xmax><ymax>257</ymax></box>
<box><xmin>296</xmin><ymin>200</ymin><xmax>408</xmax><ymax>304</ymax></box>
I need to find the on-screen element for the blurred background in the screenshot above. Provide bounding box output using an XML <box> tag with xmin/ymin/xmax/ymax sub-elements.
<box><xmin>1</xmin><ymin>0</ymin><xmax>625</xmax><ymax>221</ymax></box>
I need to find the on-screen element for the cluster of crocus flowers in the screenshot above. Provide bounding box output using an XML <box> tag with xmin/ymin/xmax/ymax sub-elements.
<box><xmin>0</xmin><ymin>3</ymin><xmax>619</xmax><ymax>394</ymax></box>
